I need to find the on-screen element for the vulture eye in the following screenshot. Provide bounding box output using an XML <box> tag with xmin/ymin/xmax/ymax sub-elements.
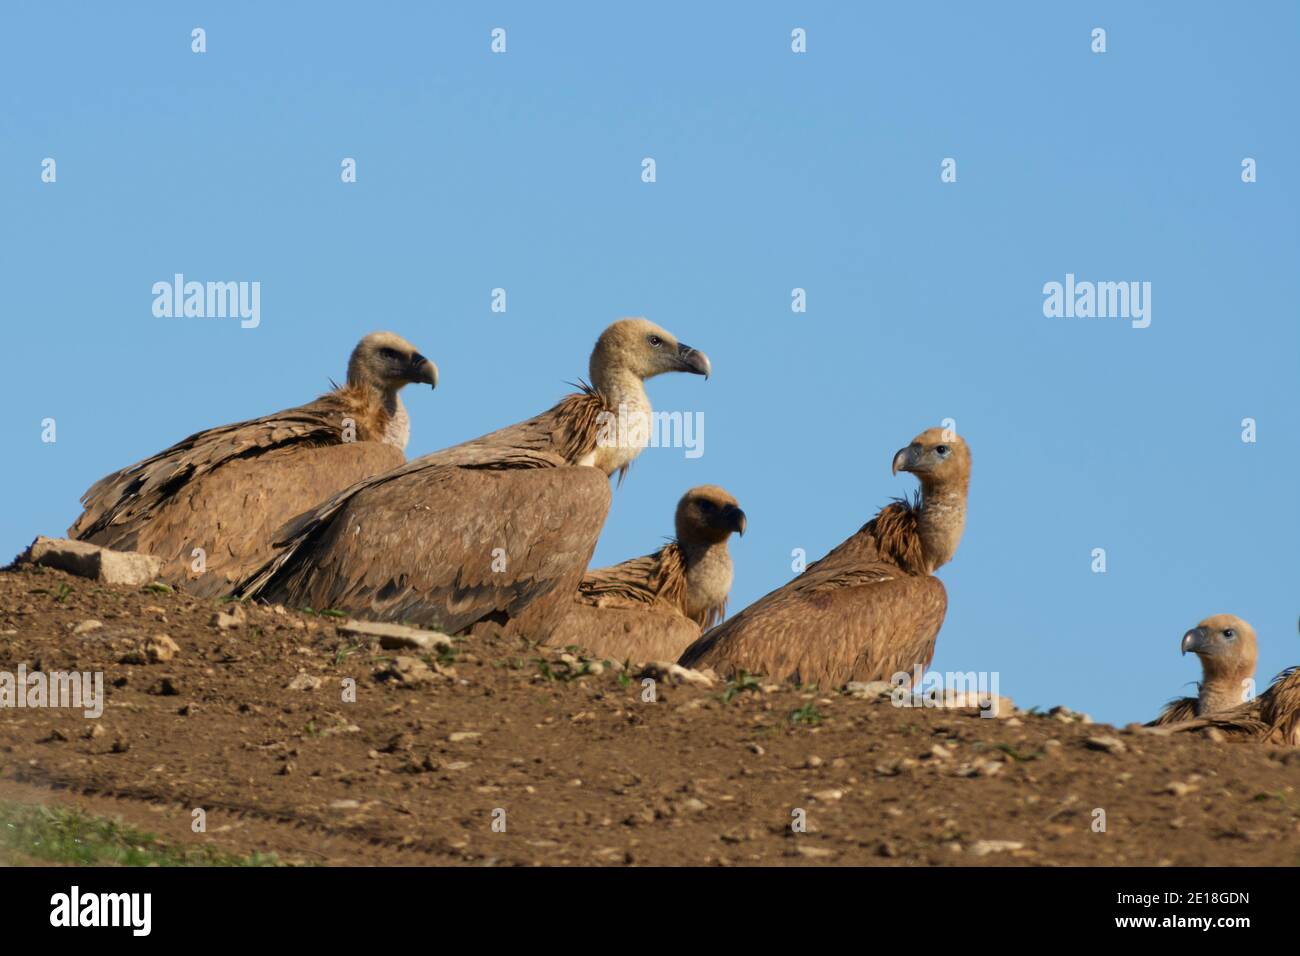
<box><xmin>935</xmin><ymin>445</ymin><xmax>951</xmax><ymax>457</ymax></box>
<box><xmin>379</xmin><ymin>347</ymin><xmax>402</xmax><ymax>361</ymax></box>
<box><xmin>1224</xmin><ymin>629</ymin><xmax>1236</xmax><ymax>639</ymax></box>
<box><xmin>698</xmin><ymin>500</ymin><xmax>716</xmax><ymax>512</ymax></box>
<box><xmin>648</xmin><ymin>335</ymin><xmax>663</xmax><ymax>348</ymax></box>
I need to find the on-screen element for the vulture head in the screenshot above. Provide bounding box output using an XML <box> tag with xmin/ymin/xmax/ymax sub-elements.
<box><xmin>589</xmin><ymin>318</ymin><xmax>711</xmax><ymax>386</ymax></box>
<box><xmin>675</xmin><ymin>485</ymin><xmax>746</xmax><ymax>545</ymax></box>
<box><xmin>1181</xmin><ymin>614</ymin><xmax>1257</xmax><ymax>684</ymax></box>
<box><xmin>347</xmin><ymin>331</ymin><xmax>439</xmax><ymax>393</ymax></box>
<box><xmin>891</xmin><ymin>427</ymin><xmax>971</xmax><ymax>491</ymax></box>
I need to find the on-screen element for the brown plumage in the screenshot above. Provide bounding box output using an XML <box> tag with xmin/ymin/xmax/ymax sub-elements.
<box><xmin>1148</xmin><ymin>616</ymin><xmax>1300</xmax><ymax>746</ymax></box>
<box><xmin>1148</xmin><ymin>615</ymin><xmax>1257</xmax><ymax>726</ymax></box>
<box><xmin>69</xmin><ymin>332</ymin><xmax>437</xmax><ymax>597</ymax></box>
<box><xmin>546</xmin><ymin>485</ymin><xmax>745</xmax><ymax>661</ymax></box>
<box><xmin>679</xmin><ymin>427</ymin><xmax>971</xmax><ymax>688</ymax></box>
<box><xmin>236</xmin><ymin>319</ymin><xmax>711</xmax><ymax>642</ymax></box>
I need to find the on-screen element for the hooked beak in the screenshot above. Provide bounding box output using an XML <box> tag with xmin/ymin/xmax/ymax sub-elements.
<box><xmin>1181</xmin><ymin>627</ymin><xmax>1207</xmax><ymax>656</ymax></box>
<box><xmin>892</xmin><ymin>444</ymin><xmax>920</xmax><ymax>475</ymax></box>
<box><xmin>722</xmin><ymin>504</ymin><xmax>747</xmax><ymax>537</ymax></box>
<box><xmin>411</xmin><ymin>353</ymin><xmax>438</xmax><ymax>389</ymax></box>
<box><xmin>677</xmin><ymin>343</ymin><xmax>711</xmax><ymax>379</ymax></box>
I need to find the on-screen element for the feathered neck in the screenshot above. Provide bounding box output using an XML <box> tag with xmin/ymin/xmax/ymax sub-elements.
<box><xmin>379</xmin><ymin>391</ymin><xmax>409</xmax><ymax>449</ymax></box>
<box><xmin>330</xmin><ymin>382</ymin><xmax>404</xmax><ymax>449</ymax></box>
<box><xmin>589</xmin><ymin>368</ymin><xmax>650</xmax><ymax>478</ymax></box>
<box><xmin>915</xmin><ymin>475</ymin><xmax>968</xmax><ymax>573</ymax></box>
<box><xmin>1197</xmin><ymin>662</ymin><xmax>1254</xmax><ymax>716</ymax></box>
<box><xmin>674</xmin><ymin>538</ymin><xmax>733</xmax><ymax>629</ymax></box>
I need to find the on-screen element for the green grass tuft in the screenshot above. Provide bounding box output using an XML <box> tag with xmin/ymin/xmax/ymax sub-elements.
<box><xmin>0</xmin><ymin>801</ymin><xmax>282</xmax><ymax>867</ymax></box>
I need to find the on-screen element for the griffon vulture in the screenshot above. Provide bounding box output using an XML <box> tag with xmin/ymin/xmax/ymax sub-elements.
<box><xmin>69</xmin><ymin>332</ymin><xmax>437</xmax><ymax>597</ymax></box>
<box><xmin>679</xmin><ymin>427</ymin><xmax>970</xmax><ymax>688</ymax></box>
<box><xmin>545</xmin><ymin>485</ymin><xmax>745</xmax><ymax>662</ymax></box>
<box><xmin>1148</xmin><ymin>615</ymin><xmax>1257</xmax><ymax>725</ymax></box>
<box><xmin>236</xmin><ymin>319</ymin><xmax>711</xmax><ymax>641</ymax></box>
<box><xmin>1148</xmin><ymin>617</ymin><xmax>1300</xmax><ymax>745</ymax></box>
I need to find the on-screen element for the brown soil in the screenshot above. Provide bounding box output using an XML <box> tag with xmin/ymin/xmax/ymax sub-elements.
<box><xmin>0</xmin><ymin>564</ymin><xmax>1297</xmax><ymax>866</ymax></box>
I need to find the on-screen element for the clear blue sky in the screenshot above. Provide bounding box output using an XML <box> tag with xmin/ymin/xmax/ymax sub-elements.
<box><xmin>2</xmin><ymin>3</ymin><xmax>1296</xmax><ymax>726</ymax></box>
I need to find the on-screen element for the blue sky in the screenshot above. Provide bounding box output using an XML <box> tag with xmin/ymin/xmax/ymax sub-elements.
<box><xmin>2</xmin><ymin>2</ymin><xmax>1296</xmax><ymax>726</ymax></box>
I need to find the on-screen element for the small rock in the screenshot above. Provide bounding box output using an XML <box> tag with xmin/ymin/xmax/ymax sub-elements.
<box><xmin>794</xmin><ymin>845</ymin><xmax>835</xmax><ymax>859</ymax></box>
<box><xmin>1164</xmin><ymin>781</ymin><xmax>1198</xmax><ymax>797</ymax></box>
<box><xmin>844</xmin><ymin>680</ymin><xmax>894</xmax><ymax>699</ymax></box>
<box><xmin>638</xmin><ymin>662</ymin><xmax>714</xmax><ymax>688</ymax></box>
<box><xmin>448</xmin><ymin>732</ymin><xmax>481</xmax><ymax>743</ymax></box>
<box><xmin>72</xmin><ymin>619</ymin><xmax>104</xmax><ymax>636</ymax></box>
<box><xmin>1085</xmin><ymin>735</ymin><xmax>1127</xmax><ymax>755</ymax></box>
<box><xmin>340</xmin><ymin>619</ymin><xmax>453</xmax><ymax>652</ymax></box>
<box><xmin>119</xmin><ymin>634</ymin><xmax>180</xmax><ymax>665</ymax></box>
<box><xmin>25</xmin><ymin>536</ymin><xmax>163</xmax><ymax>586</ymax></box>
<box><xmin>286</xmin><ymin>672</ymin><xmax>322</xmax><ymax>692</ymax></box>
<box><xmin>378</xmin><ymin>656</ymin><xmax>436</xmax><ymax>688</ymax></box>
<box><xmin>212</xmin><ymin>605</ymin><xmax>246</xmax><ymax>630</ymax></box>
<box><xmin>1050</xmin><ymin>706</ymin><xmax>1078</xmax><ymax>724</ymax></box>
<box><xmin>970</xmin><ymin>840</ymin><xmax>1024</xmax><ymax>857</ymax></box>
<box><xmin>145</xmin><ymin>634</ymin><xmax>179</xmax><ymax>663</ymax></box>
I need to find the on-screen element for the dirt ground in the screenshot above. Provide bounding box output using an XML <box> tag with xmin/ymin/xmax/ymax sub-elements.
<box><xmin>0</xmin><ymin>563</ymin><xmax>1297</xmax><ymax>866</ymax></box>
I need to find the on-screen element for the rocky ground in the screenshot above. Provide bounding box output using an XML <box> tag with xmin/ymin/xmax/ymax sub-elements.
<box><xmin>0</xmin><ymin>562</ymin><xmax>1297</xmax><ymax>866</ymax></box>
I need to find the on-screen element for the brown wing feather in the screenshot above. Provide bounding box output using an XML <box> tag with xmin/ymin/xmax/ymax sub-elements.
<box><xmin>234</xmin><ymin>391</ymin><xmax>627</xmax><ymax>637</ymax></box>
<box><xmin>1146</xmin><ymin>668</ymin><xmax>1299</xmax><ymax>745</ymax></box>
<box><xmin>1147</xmin><ymin>697</ymin><xmax>1199</xmax><ymax>727</ymax></box>
<box><xmin>547</xmin><ymin>601</ymin><xmax>701</xmax><ymax>663</ymax></box>
<box><xmin>1259</xmin><ymin>667</ymin><xmax>1300</xmax><ymax>745</ymax></box>
<box><xmin>678</xmin><ymin>500</ymin><xmax>944</xmax><ymax>688</ymax></box>
<box><xmin>543</xmin><ymin>543</ymin><xmax>695</xmax><ymax>659</ymax></box>
<box><xmin>681</xmin><ymin>573</ymin><xmax>945</xmax><ymax>688</ymax></box>
<box><xmin>239</xmin><ymin>449</ymin><xmax>611</xmax><ymax>640</ymax></box>
<box><xmin>432</xmin><ymin>387</ymin><xmax>606</xmax><ymax>468</ymax></box>
<box><xmin>160</xmin><ymin>441</ymin><xmax>401</xmax><ymax>598</ymax></box>
<box><xmin>69</xmin><ymin>388</ymin><xmax>401</xmax><ymax>596</ymax></box>
<box><xmin>576</xmin><ymin>543</ymin><xmax>688</xmax><ymax>613</ymax></box>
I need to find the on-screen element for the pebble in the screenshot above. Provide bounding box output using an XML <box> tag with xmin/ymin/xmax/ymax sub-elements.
<box><xmin>794</xmin><ymin>845</ymin><xmax>835</xmax><ymax>859</ymax></box>
<box><xmin>286</xmin><ymin>672</ymin><xmax>322</xmax><ymax>692</ymax></box>
<box><xmin>970</xmin><ymin>840</ymin><xmax>1024</xmax><ymax>857</ymax></box>
<box><xmin>145</xmin><ymin>634</ymin><xmax>179</xmax><ymax>663</ymax></box>
<box><xmin>1085</xmin><ymin>735</ymin><xmax>1127</xmax><ymax>755</ymax></box>
<box><xmin>212</xmin><ymin>606</ymin><xmax>246</xmax><ymax>630</ymax></box>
